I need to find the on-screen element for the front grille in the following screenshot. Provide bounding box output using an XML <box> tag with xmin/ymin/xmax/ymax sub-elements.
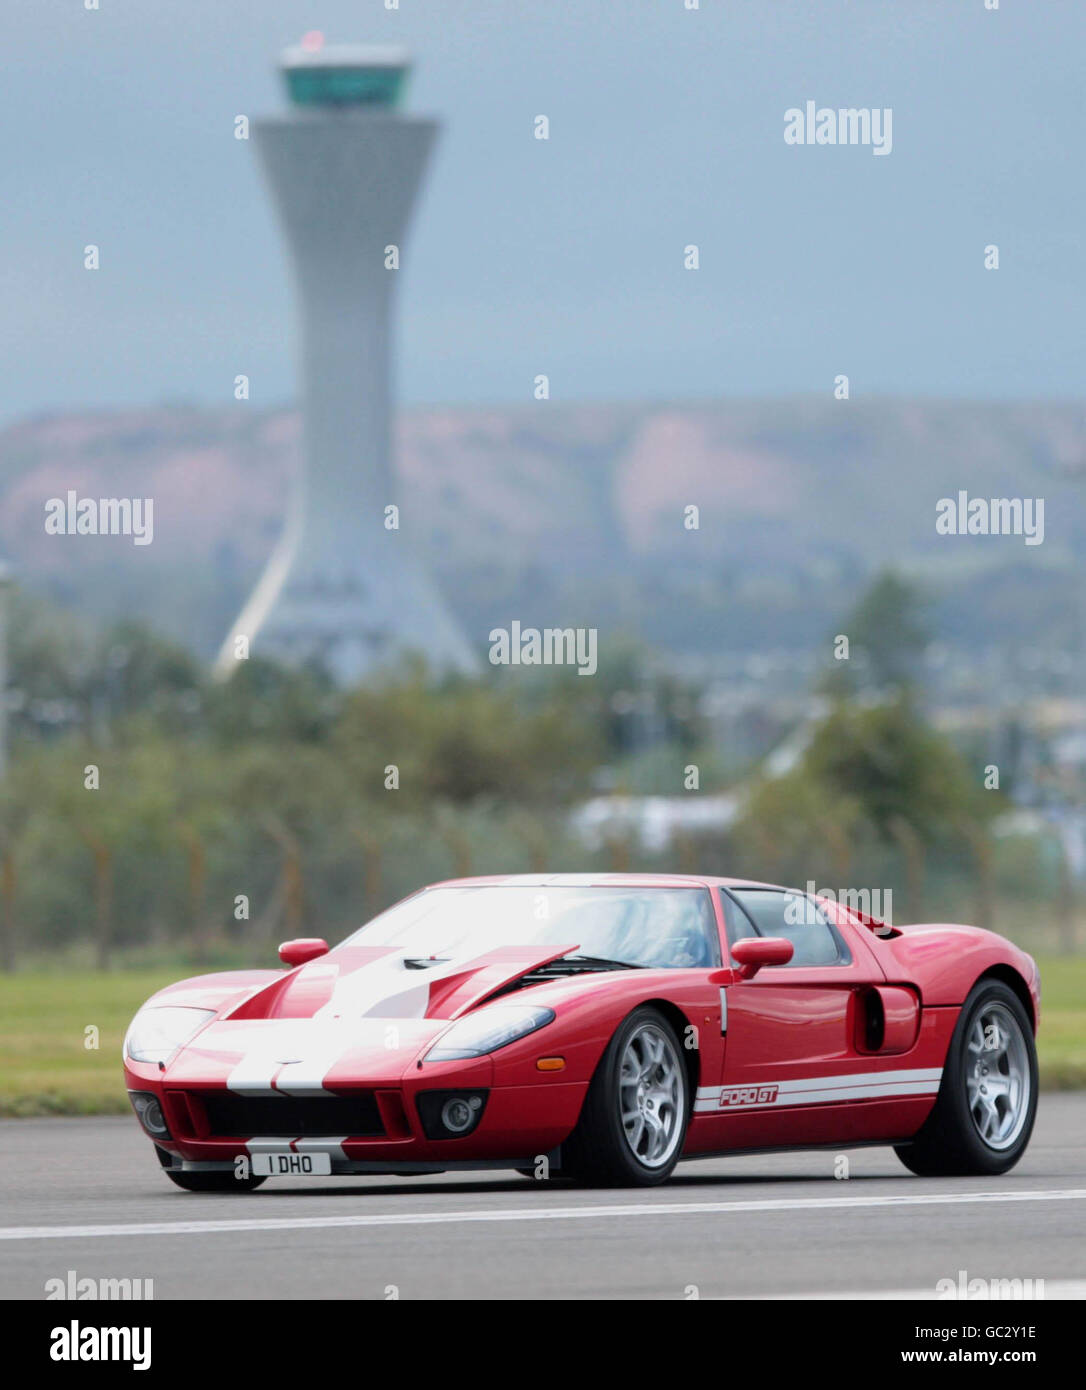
<box><xmin>198</xmin><ymin>1091</ymin><xmax>385</xmax><ymax>1138</ymax></box>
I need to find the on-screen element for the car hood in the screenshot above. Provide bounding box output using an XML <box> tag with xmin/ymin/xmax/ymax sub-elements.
<box><xmin>154</xmin><ymin>942</ymin><xmax>577</xmax><ymax>1089</ymax></box>
<box><xmin>227</xmin><ymin>941</ymin><xmax>579</xmax><ymax>1023</ymax></box>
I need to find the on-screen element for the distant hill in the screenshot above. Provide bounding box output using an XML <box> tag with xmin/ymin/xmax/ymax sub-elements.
<box><xmin>2</xmin><ymin>397</ymin><xmax>1084</xmax><ymax>664</ymax></box>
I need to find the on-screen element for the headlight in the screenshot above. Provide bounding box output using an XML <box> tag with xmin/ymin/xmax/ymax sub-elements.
<box><xmin>424</xmin><ymin>1004</ymin><xmax>555</xmax><ymax>1062</ymax></box>
<box><xmin>124</xmin><ymin>1006</ymin><xmax>215</xmax><ymax>1064</ymax></box>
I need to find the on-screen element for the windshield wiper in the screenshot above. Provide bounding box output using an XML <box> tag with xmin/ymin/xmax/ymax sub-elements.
<box><xmin>560</xmin><ymin>954</ymin><xmax>643</xmax><ymax>971</ymax></box>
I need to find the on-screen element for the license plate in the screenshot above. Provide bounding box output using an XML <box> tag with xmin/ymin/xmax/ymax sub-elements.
<box><xmin>251</xmin><ymin>1151</ymin><xmax>332</xmax><ymax>1176</ymax></box>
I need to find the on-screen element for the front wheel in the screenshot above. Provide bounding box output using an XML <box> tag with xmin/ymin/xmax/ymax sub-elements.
<box><xmin>895</xmin><ymin>979</ymin><xmax>1037</xmax><ymax>1177</ymax></box>
<box><xmin>166</xmin><ymin>1169</ymin><xmax>266</xmax><ymax>1193</ymax></box>
<box><xmin>563</xmin><ymin>1006</ymin><xmax>690</xmax><ymax>1187</ymax></box>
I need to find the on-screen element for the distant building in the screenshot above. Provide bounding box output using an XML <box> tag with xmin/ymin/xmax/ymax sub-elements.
<box><xmin>216</xmin><ymin>43</ymin><xmax>476</xmax><ymax>683</ymax></box>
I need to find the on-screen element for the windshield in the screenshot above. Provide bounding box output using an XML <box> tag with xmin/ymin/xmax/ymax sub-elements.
<box><xmin>339</xmin><ymin>885</ymin><xmax>721</xmax><ymax>969</ymax></box>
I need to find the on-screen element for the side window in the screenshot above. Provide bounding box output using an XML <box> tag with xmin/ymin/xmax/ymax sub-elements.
<box><xmin>725</xmin><ymin>888</ymin><xmax>848</xmax><ymax>968</ymax></box>
<box><xmin>719</xmin><ymin>889</ymin><xmax>759</xmax><ymax>959</ymax></box>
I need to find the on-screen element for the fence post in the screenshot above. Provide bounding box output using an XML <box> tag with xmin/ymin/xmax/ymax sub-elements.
<box><xmin>263</xmin><ymin>816</ymin><xmax>303</xmax><ymax>940</ymax></box>
<box><xmin>0</xmin><ymin>847</ymin><xmax>14</xmax><ymax>972</ymax></box>
<box><xmin>511</xmin><ymin>814</ymin><xmax>549</xmax><ymax>875</ymax></box>
<box><xmin>1056</xmin><ymin>838</ymin><xmax>1076</xmax><ymax>955</ymax></box>
<box><xmin>441</xmin><ymin>821</ymin><xmax>472</xmax><ymax>879</ymax></box>
<box><xmin>674</xmin><ymin>830</ymin><xmax>697</xmax><ymax>874</ymax></box>
<box><xmin>77</xmin><ymin>828</ymin><xmax>114</xmax><ymax>969</ymax></box>
<box><xmin>605</xmin><ymin>834</ymin><xmax>631</xmax><ymax>872</ymax></box>
<box><xmin>957</xmin><ymin>818</ymin><xmax>994</xmax><ymax>933</ymax></box>
<box><xmin>180</xmin><ymin>826</ymin><xmax>208</xmax><ymax>962</ymax></box>
<box><xmin>889</xmin><ymin>816</ymin><xmax>925</xmax><ymax>924</ymax></box>
<box><xmin>824</xmin><ymin>820</ymin><xmax>852</xmax><ymax>886</ymax></box>
<box><xmin>352</xmin><ymin>827</ymin><xmax>383</xmax><ymax>920</ymax></box>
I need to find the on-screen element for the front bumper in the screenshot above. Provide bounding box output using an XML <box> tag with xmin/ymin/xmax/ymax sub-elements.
<box><xmin>125</xmin><ymin>1060</ymin><xmax>587</xmax><ymax>1173</ymax></box>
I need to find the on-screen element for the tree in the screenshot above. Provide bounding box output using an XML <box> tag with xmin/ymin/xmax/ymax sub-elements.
<box><xmin>803</xmin><ymin>696</ymin><xmax>994</xmax><ymax>844</ymax></box>
<box><xmin>824</xmin><ymin>570</ymin><xmax>930</xmax><ymax>695</ymax></box>
<box><xmin>334</xmin><ymin>670</ymin><xmax>602</xmax><ymax>807</ymax></box>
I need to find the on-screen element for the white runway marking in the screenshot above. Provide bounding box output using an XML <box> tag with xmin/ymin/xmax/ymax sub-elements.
<box><xmin>1</xmin><ymin>1187</ymin><xmax>1084</xmax><ymax>1242</ymax></box>
<box><xmin>750</xmin><ymin>1279</ymin><xmax>1086</xmax><ymax>1301</ymax></box>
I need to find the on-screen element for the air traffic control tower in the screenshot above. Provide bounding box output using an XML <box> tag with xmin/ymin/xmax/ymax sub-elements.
<box><xmin>216</xmin><ymin>43</ymin><xmax>476</xmax><ymax>682</ymax></box>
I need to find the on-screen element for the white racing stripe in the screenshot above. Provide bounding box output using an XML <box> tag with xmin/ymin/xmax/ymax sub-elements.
<box><xmin>293</xmin><ymin>1137</ymin><xmax>348</xmax><ymax>1160</ymax></box>
<box><xmin>693</xmin><ymin>1067</ymin><xmax>943</xmax><ymax>1114</ymax></box>
<box><xmin>2</xmin><ymin>1188</ymin><xmax>1083</xmax><ymax>1242</ymax></box>
<box><xmin>225</xmin><ymin>1054</ymin><xmax>283</xmax><ymax>1097</ymax></box>
<box><xmin>244</xmin><ymin>1138</ymin><xmax>297</xmax><ymax>1153</ymax></box>
<box><xmin>225</xmin><ymin>1019</ymin><xmax>358</xmax><ymax>1097</ymax></box>
<box><xmin>274</xmin><ymin>1047</ymin><xmax>350</xmax><ymax>1097</ymax></box>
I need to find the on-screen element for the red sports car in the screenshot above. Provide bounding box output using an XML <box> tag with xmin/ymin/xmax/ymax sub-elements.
<box><xmin>123</xmin><ymin>875</ymin><xmax>1040</xmax><ymax>1190</ymax></box>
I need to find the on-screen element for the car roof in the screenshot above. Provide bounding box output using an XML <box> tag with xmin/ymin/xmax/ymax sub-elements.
<box><xmin>426</xmin><ymin>873</ymin><xmax>788</xmax><ymax>892</ymax></box>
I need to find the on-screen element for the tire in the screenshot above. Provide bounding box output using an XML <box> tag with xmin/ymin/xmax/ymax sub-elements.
<box><xmin>563</xmin><ymin>1006</ymin><xmax>690</xmax><ymax>1187</ymax></box>
<box><xmin>895</xmin><ymin>979</ymin><xmax>1037</xmax><ymax>1177</ymax></box>
<box><xmin>166</xmin><ymin>1169</ymin><xmax>266</xmax><ymax>1193</ymax></box>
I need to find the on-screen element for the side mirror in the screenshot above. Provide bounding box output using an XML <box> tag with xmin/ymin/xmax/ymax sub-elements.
<box><xmin>278</xmin><ymin>937</ymin><xmax>329</xmax><ymax>967</ymax></box>
<box><xmin>730</xmin><ymin>936</ymin><xmax>794</xmax><ymax>979</ymax></box>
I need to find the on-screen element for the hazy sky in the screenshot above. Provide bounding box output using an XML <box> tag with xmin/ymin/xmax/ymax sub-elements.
<box><xmin>3</xmin><ymin>1</ymin><xmax>1084</xmax><ymax>424</ymax></box>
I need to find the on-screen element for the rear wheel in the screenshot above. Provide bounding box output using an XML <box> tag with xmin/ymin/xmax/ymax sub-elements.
<box><xmin>563</xmin><ymin>1007</ymin><xmax>690</xmax><ymax>1187</ymax></box>
<box><xmin>165</xmin><ymin>1169</ymin><xmax>266</xmax><ymax>1193</ymax></box>
<box><xmin>895</xmin><ymin>979</ymin><xmax>1037</xmax><ymax>1177</ymax></box>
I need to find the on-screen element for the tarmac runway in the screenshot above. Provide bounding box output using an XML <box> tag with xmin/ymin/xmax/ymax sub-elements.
<box><xmin>2</xmin><ymin>1095</ymin><xmax>1083</xmax><ymax>1300</ymax></box>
